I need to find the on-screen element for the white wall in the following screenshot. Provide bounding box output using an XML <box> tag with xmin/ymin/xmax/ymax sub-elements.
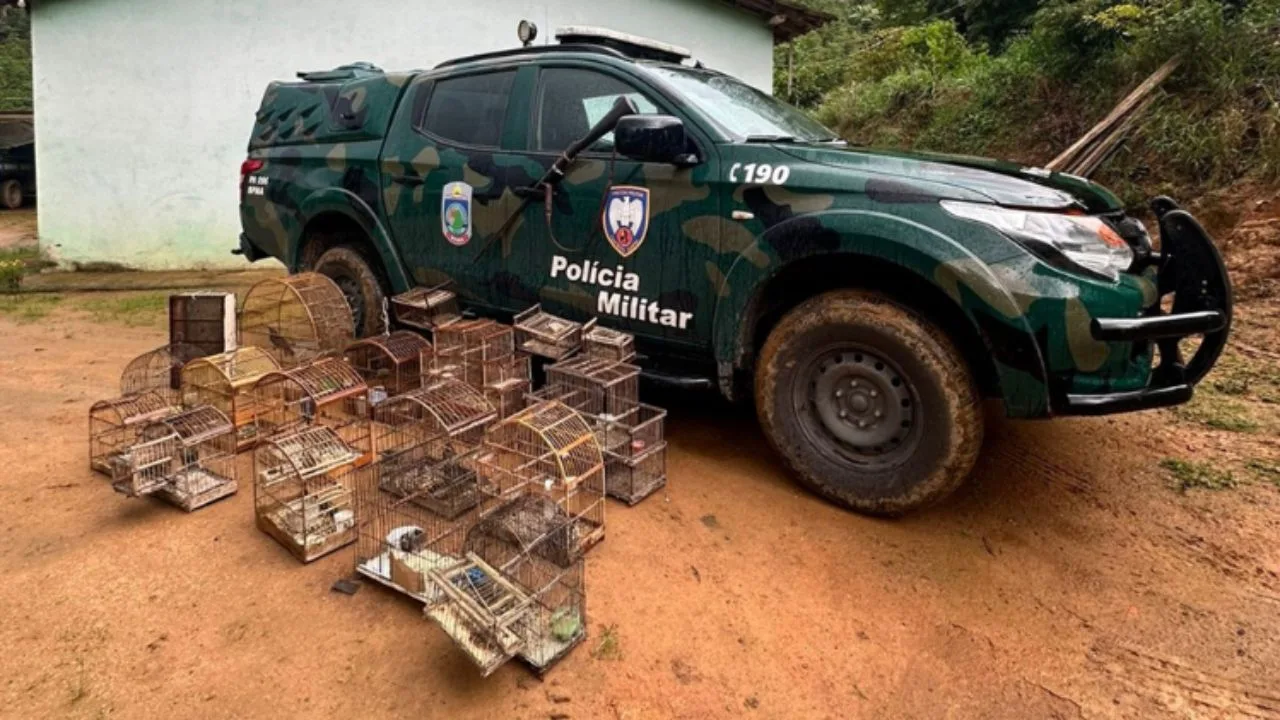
<box><xmin>31</xmin><ymin>0</ymin><xmax>774</xmax><ymax>269</ymax></box>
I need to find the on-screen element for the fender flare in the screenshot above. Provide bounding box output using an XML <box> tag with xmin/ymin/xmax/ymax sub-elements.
<box><xmin>290</xmin><ymin>187</ymin><xmax>412</xmax><ymax>290</ymax></box>
<box><xmin>712</xmin><ymin>210</ymin><xmax>1051</xmax><ymax>416</ymax></box>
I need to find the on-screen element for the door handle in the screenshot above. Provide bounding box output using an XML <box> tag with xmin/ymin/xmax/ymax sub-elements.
<box><xmin>390</xmin><ymin>174</ymin><xmax>425</xmax><ymax>187</ymax></box>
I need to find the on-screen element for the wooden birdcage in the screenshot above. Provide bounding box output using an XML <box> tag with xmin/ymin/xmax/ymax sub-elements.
<box><xmin>390</xmin><ymin>285</ymin><xmax>460</xmax><ymax>331</ymax></box>
<box><xmin>89</xmin><ymin>391</ymin><xmax>179</xmax><ymax>477</ymax></box>
<box><xmin>179</xmin><ymin>347</ymin><xmax>280</xmax><ymax>451</ymax></box>
<box><xmin>475</xmin><ymin>401</ymin><xmax>606</xmax><ymax>556</ymax></box>
<box><xmin>430</xmin><ymin>319</ymin><xmax>516</xmax><ymax>387</ymax></box>
<box><xmin>423</xmin><ymin>494</ymin><xmax>587</xmax><ymax>676</ymax></box>
<box><xmin>582</xmin><ymin>324</ymin><xmax>635</xmax><ymax>362</ymax></box>
<box><xmin>513</xmin><ymin>304</ymin><xmax>585</xmax><ymax>360</ymax></box>
<box><xmin>254</xmin><ymin>426</ymin><xmax>360</xmax><ymax>562</ymax></box>
<box><xmin>239</xmin><ymin>273</ymin><xmax>355</xmax><ymax>367</ymax></box>
<box><xmin>482</xmin><ymin>354</ymin><xmax>532</xmax><ymax>420</ymax></box>
<box><xmin>110</xmin><ymin>405</ymin><xmax>238</xmax><ymax>511</ymax></box>
<box><xmin>373</xmin><ymin>378</ymin><xmax>497</xmax><ymax>462</ymax></box>
<box><xmin>344</xmin><ymin>330</ymin><xmax>432</xmax><ymax>396</ymax></box>
<box><xmin>119</xmin><ymin>342</ymin><xmax>208</xmax><ymax>403</ymax></box>
<box><xmin>544</xmin><ymin>355</ymin><xmax>641</xmax><ymax>417</ymax></box>
<box><xmin>249</xmin><ymin>357</ymin><xmax>372</xmax><ymax>461</ymax></box>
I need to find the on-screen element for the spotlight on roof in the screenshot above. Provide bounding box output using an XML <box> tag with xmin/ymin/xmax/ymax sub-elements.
<box><xmin>517</xmin><ymin>20</ymin><xmax>538</xmax><ymax>47</ymax></box>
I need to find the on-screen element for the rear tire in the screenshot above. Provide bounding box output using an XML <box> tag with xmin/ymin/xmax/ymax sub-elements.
<box><xmin>2</xmin><ymin>179</ymin><xmax>22</xmax><ymax>209</ymax></box>
<box><xmin>754</xmin><ymin>290</ymin><xmax>982</xmax><ymax>516</ymax></box>
<box><xmin>312</xmin><ymin>246</ymin><xmax>388</xmax><ymax>337</ymax></box>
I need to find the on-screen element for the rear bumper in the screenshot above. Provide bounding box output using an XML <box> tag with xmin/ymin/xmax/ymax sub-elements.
<box><xmin>232</xmin><ymin>233</ymin><xmax>269</xmax><ymax>262</ymax></box>
<box><xmin>1061</xmin><ymin>198</ymin><xmax>1232</xmax><ymax>416</ymax></box>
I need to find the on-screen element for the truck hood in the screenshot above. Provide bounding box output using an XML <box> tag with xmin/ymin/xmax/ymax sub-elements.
<box><xmin>773</xmin><ymin>143</ymin><xmax>1124</xmax><ymax>213</ymax></box>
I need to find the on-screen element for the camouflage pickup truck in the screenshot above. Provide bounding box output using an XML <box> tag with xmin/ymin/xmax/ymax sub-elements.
<box><xmin>237</xmin><ymin>29</ymin><xmax>1232</xmax><ymax>515</ymax></box>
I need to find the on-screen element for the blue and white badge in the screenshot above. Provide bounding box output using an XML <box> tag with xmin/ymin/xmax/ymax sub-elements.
<box><xmin>603</xmin><ymin>185</ymin><xmax>650</xmax><ymax>258</ymax></box>
<box><xmin>441</xmin><ymin>181</ymin><xmax>473</xmax><ymax>246</ymax></box>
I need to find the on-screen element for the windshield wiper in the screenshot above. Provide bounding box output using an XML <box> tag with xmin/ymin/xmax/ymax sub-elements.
<box><xmin>743</xmin><ymin>134</ymin><xmax>798</xmax><ymax>143</ymax></box>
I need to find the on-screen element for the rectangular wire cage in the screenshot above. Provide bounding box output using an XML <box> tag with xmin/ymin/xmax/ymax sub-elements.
<box><xmin>179</xmin><ymin>347</ymin><xmax>281</xmax><ymax>451</ymax></box>
<box><xmin>474</xmin><ymin>401</ymin><xmax>606</xmax><ymax>557</ymax></box>
<box><xmin>482</xmin><ymin>354</ymin><xmax>532</xmax><ymax>420</ymax></box>
<box><xmin>432</xmin><ymin>319</ymin><xmax>517</xmax><ymax>386</ymax></box>
<box><xmin>582</xmin><ymin>324</ymin><xmax>636</xmax><ymax>362</ymax></box>
<box><xmin>544</xmin><ymin>356</ymin><xmax>641</xmax><ymax>417</ymax></box>
<box><xmin>249</xmin><ymin>357</ymin><xmax>373</xmax><ymax>464</ymax></box>
<box><xmin>109</xmin><ymin>405</ymin><xmax>238</xmax><ymax>511</ymax></box>
<box><xmin>344</xmin><ymin>330</ymin><xmax>433</xmax><ymax>397</ymax></box>
<box><xmin>512</xmin><ymin>305</ymin><xmax>586</xmax><ymax>360</ymax></box>
<box><xmin>391</xmin><ymin>285</ymin><xmax>461</xmax><ymax>331</ymax></box>
<box><xmin>254</xmin><ymin>426</ymin><xmax>361</xmax><ymax>563</ymax></box>
<box><xmin>89</xmin><ymin>391</ymin><xmax>180</xmax><ymax>477</ymax></box>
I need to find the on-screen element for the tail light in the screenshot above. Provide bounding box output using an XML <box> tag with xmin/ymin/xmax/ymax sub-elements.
<box><xmin>240</xmin><ymin>158</ymin><xmax>264</xmax><ymax>178</ymax></box>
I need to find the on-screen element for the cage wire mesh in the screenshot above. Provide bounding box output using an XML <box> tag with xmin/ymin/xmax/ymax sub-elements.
<box><xmin>110</xmin><ymin>405</ymin><xmax>238</xmax><ymax>511</ymax></box>
<box><xmin>89</xmin><ymin>391</ymin><xmax>180</xmax><ymax>477</ymax></box>
<box><xmin>249</xmin><ymin>357</ymin><xmax>373</xmax><ymax>463</ymax></box>
<box><xmin>390</xmin><ymin>285</ymin><xmax>461</xmax><ymax>331</ymax></box>
<box><xmin>344</xmin><ymin>330</ymin><xmax>432</xmax><ymax>397</ymax></box>
<box><xmin>119</xmin><ymin>342</ymin><xmax>208</xmax><ymax>403</ymax></box>
<box><xmin>254</xmin><ymin>425</ymin><xmax>360</xmax><ymax>562</ymax></box>
<box><xmin>513</xmin><ymin>305</ymin><xmax>586</xmax><ymax>360</ymax></box>
<box><xmin>239</xmin><ymin>273</ymin><xmax>355</xmax><ymax>367</ymax></box>
<box><xmin>372</xmin><ymin>378</ymin><xmax>498</xmax><ymax>460</ymax></box>
<box><xmin>544</xmin><ymin>355</ymin><xmax>641</xmax><ymax>417</ymax></box>
<box><xmin>582</xmin><ymin>324</ymin><xmax>635</xmax><ymax>362</ymax></box>
<box><xmin>179</xmin><ymin>347</ymin><xmax>280</xmax><ymax>451</ymax></box>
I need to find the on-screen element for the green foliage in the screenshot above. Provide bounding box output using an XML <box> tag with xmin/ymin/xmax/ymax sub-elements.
<box><xmin>0</xmin><ymin>7</ymin><xmax>30</xmax><ymax>112</ymax></box>
<box><xmin>1159</xmin><ymin>458</ymin><xmax>1237</xmax><ymax>493</ymax></box>
<box><xmin>780</xmin><ymin>0</ymin><xmax>1280</xmax><ymax>207</ymax></box>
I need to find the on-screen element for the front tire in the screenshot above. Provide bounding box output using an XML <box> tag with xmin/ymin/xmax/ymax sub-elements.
<box><xmin>1</xmin><ymin>179</ymin><xmax>22</xmax><ymax>209</ymax></box>
<box><xmin>755</xmin><ymin>290</ymin><xmax>983</xmax><ymax>516</ymax></box>
<box><xmin>312</xmin><ymin>246</ymin><xmax>388</xmax><ymax>337</ymax></box>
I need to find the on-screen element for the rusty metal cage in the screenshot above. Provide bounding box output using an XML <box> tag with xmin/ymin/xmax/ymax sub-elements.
<box><xmin>544</xmin><ymin>356</ymin><xmax>641</xmax><ymax>417</ymax></box>
<box><xmin>513</xmin><ymin>304</ymin><xmax>585</xmax><ymax>360</ymax></box>
<box><xmin>249</xmin><ymin>357</ymin><xmax>372</xmax><ymax>461</ymax></box>
<box><xmin>390</xmin><ymin>285</ymin><xmax>461</xmax><ymax>331</ymax></box>
<box><xmin>344</xmin><ymin>330</ymin><xmax>432</xmax><ymax>396</ymax></box>
<box><xmin>110</xmin><ymin>405</ymin><xmax>238</xmax><ymax>511</ymax></box>
<box><xmin>179</xmin><ymin>347</ymin><xmax>280</xmax><ymax>451</ymax></box>
<box><xmin>89</xmin><ymin>391</ymin><xmax>179</xmax><ymax>476</ymax></box>
<box><xmin>254</xmin><ymin>426</ymin><xmax>360</xmax><ymax>562</ymax></box>
<box><xmin>423</xmin><ymin>494</ymin><xmax>587</xmax><ymax>676</ymax></box>
<box><xmin>372</xmin><ymin>379</ymin><xmax>497</xmax><ymax>459</ymax></box>
<box><xmin>239</xmin><ymin>273</ymin><xmax>355</xmax><ymax>368</ymax></box>
<box><xmin>582</xmin><ymin>324</ymin><xmax>636</xmax><ymax>362</ymax></box>
<box><xmin>120</xmin><ymin>342</ymin><xmax>208</xmax><ymax>403</ymax></box>
<box><xmin>474</xmin><ymin>401</ymin><xmax>606</xmax><ymax>557</ymax></box>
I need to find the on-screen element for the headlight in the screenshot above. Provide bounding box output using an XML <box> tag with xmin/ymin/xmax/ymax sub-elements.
<box><xmin>941</xmin><ymin>200</ymin><xmax>1134</xmax><ymax>282</ymax></box>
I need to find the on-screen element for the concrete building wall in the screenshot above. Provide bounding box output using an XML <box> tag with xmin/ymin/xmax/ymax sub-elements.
<box><xmin>31</xmin><ymin>0</ymin><xmax>774</xmax><ymax>269</ymax></box>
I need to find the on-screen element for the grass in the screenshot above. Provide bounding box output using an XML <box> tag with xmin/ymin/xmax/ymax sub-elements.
<box><xmin>591</xmin><ymin>623</ymin><xmax>621</xmax><ymax>661</ymax></box>
<box><xmin>1174</xmin><ymin>392</ymin><xmax>1261</xmax><ymax>433</ymax></box>
<box><xmin>1160</xmin><ymin>458</ymin><xmax>1238</xmax><ymax>494</ymax></box>
<box><xmin>0</xmin><ymin>293</ymin><xmax>62</xmax><ymax>322</ymax></box>
<box><xmin>69</xmin><ymin>292</ymin><xmax>168</xmax><ymax>327</ymax></box>
<box><xmin>1246</xmin><ymin>459</ymin><xmax>1280</xmax><ymax>487</ymax></box>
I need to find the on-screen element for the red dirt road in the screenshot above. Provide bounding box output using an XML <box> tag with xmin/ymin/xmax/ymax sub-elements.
<box><xmin>1</xmin><ymin>302</ymin><xmax>1277</xmax><ymax>719</ymax></box>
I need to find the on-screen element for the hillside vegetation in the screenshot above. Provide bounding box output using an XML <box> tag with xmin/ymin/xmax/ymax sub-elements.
<box><xmin>777</xmin><ymin>0</ymin><xmax>1280</xmax><ymax>211</ymax></box>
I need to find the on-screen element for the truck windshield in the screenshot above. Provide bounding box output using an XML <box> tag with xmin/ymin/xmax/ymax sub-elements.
<box><xmin>643</xmin><ymin>65</ymin><xmax>840</xmax><ymax>143</ymax></box>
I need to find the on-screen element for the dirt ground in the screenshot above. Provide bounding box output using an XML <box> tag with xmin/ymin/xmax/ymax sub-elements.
<box><xmin>0</xmin><ymin>284</ymin><xmax>1278</xmax><ymax>720</ymax></box>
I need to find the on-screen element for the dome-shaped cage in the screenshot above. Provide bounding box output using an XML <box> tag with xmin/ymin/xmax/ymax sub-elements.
<box><xmin>249</xmin><ymin>357</ymin><xmax>371</xmax><ymax>456</ymax></box>
<box><xmin>119</xmin><ymin>342</ymin><xmax>207</xmax><ymax>402</ymax></box>
<box><xmin>253</xmin><ymin>425</ymin><xmax>360</xmax><ymax>563</ymax></box>
<box><xmin>372</xmin><ymin>378</ymin><xmax>497</xmax><ymax>458</ymax></box>
<box><xmin>112</xmin><ymin>405</ymin><xmax>238</xmax><ymax>511</ymax></box>
<box><xmin>344</xmin><ymin>330</ymin><xmax>432</xmax><ymax>396</ymax></box>
<box><xmin>89</xmin><ymin>390</ymin><xmax>179</xmax><ymax>476</ymax></box>
<box><xmin>239</xmin><ymin>273</ymin><xmax>354</xmax><ymax>368</ymax></box>
<box><xmin>179</xmin><ymin>347</ymin><xmax>280</xmax><ymax>451</ymax></box>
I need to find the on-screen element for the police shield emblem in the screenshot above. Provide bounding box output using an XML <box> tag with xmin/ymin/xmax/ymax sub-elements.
<box><xmin>603</xmin><ymin>186</ymin><xmax>650</xmax><ymax>257</ymax></box>
<box><xmin>441</xmin><ymin>181</ymin><xmax>473</xmax><ymax>246</ymax></box>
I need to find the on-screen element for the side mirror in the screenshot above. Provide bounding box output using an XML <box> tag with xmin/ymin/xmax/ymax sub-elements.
<box><xmin>615</xmin><ymin>115</ymin><xmax>696</xmax><ymax>165</ymax></box>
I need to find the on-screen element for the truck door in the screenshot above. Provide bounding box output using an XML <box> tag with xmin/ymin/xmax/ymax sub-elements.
<box><xmin>516</xmin><ymin>65</ymin><xmax>721</xmax><ymax>352</ymax></box>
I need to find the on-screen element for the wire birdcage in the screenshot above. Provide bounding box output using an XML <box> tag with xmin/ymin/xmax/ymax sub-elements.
<box><xmin>179</xmin><ymin>347</ymin><xmax>280</xmax><ymax>451</ymax></box>
<box><xmin>423</xmin><ymin>494</ymin><xmax>587</xmax><ymax>676</ymax></box>
<box><xmin>474</xmin><ymin>401</ymin><xmax>606</xmax><ymax>557</ymax></box>
<box><xmin>254</xmin><ymin>426</ymin><xmax>360</xmax><ymax>562</ymax></box>
<box><xmin>372</xmin><ymin>379</ymin><xmax>497</xmax><ymax>459</ymax></box>
<box><xmin>544</xmin><ymin>356</ymin><xmax>641</xmax><ymax>417</ymax></box>
<box><xmin>391</xmin><ymin>285</ymin><xmax>461</xmax><ymax>331</ymax></box>
<box><xmin>249</xmin><ymin>357</ymin><xmax>372</xmax><ymax>461</ymax></box>
<box><xmin>344</xmin><ymin>330</ymin><xmax>432</xmax><ymax>396</ymax></box>
<box><xmin>239</xmin><ymin>273</ymin><xmax>355</xmax><ymax>367</ymax></box>
<box><xmin>582</xmin><ymin>324</ymin><xmax>636</xmax><ymax>362</ymax></box>
<box><xmin>89</xmin><ymin>391</ymin><xmax>180</xmax><ymax>477</ymax></box>
<box><xmin>433</xmin><ymin>319</ymin><xmax>517</xmax><ymax>385</ymax></box>
<box><xmin>513</xmin><ymin>305</ymin><xmax>585</xmax><ymax>360</ymax></box>
<box><xmin>110</xmin><ymin>405</ymin><xmax>238</xmax><ymax>511</ymax></box>
<box><xmin>482</xmin><ymin>354</ymin><xmax>532</xmax><ymax>420</ymax></box>
<box><xmin>119</xmin><ymin>342</ymin><xmax>208</xmax><ymax>403</ymax></box>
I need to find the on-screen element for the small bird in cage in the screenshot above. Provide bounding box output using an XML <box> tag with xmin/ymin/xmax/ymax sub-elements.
<box><xmin>267</xmin><ymin>326</ymin><xmax>296</xmax><ymax>359</ymax></box>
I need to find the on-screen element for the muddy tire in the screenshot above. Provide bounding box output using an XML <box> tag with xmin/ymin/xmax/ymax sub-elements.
<box><xmin>755</xmin><ymin>290</ymin><xmax>982</xmax><ymax>516</ymax></box>
<box><xmin>312</xmin><ymin>246</ymin><xmax>388</xmax><ymax>337</ymax></box>
<box><xmin>1</xmin><ymin>179</ymin><xmax>22</xmax><ymax>209</ymax></box>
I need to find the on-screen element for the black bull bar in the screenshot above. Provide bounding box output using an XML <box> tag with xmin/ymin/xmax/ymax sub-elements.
<box><xmin>1062</xmin><ymin>197</ymin><xmax>1233</xmax><ymax>416</ymax></box>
